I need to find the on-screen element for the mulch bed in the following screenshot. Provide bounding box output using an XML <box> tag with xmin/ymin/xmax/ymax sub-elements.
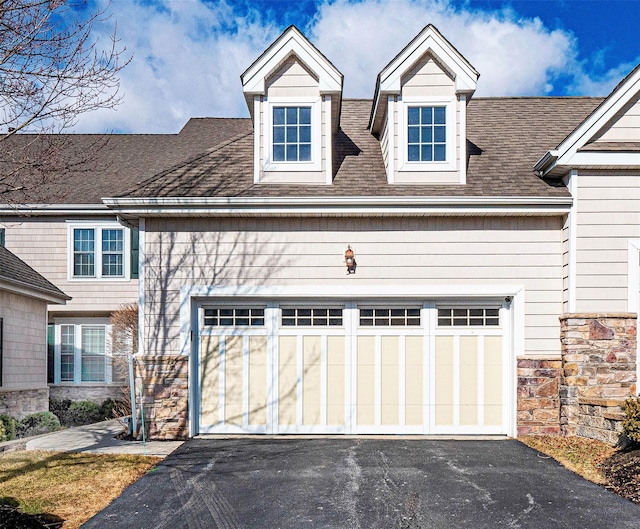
<box><xmin>601</xmin><ymin>447</ymin><xmax>640</xmax><ymax>504</ymax></box>
<box><xmin>0</xmin><ymin>506</ymin><xmax>62</xmax><ymax>529</ymax></box>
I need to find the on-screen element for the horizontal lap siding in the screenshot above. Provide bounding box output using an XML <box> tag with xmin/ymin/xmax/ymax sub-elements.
<box><xmin>143</xmin><ymin>216</ymin><xmax>563</xmax><ymax>357</ymax></box>
<box><xmin>594</xmin><ymin>95</ymin><xmax>640</xmax><ymax>143</ymax></box>
<box><xmin>0</xmin><ymin>291</ymin><xmax>47</xmax><ymax>389</ymax></box>
<box><xmin>1</xmin><ymin>218</ymin><xmax>138</xmax><ymax>313</ymax></box>
<box><xmin>575</xmin><ymin>171</ymin><xmax>640</xmax><ymax>313</ymax></box>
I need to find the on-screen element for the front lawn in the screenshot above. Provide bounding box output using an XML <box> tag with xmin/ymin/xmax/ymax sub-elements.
<box><xmin>0</xmin><ymin>450</ymin><xmax>160</xmax><ymax>528</ymax></box>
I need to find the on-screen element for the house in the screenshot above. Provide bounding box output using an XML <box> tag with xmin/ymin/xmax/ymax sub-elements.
<box><xmin>0</xmin><ymin>245</ymin><xmax>70</xmax><ymax>418</ymax></box>
<box><xmin>2</xmin><ymin>24</ymin><xmax>639</xmax><ymax>441</ymax></box>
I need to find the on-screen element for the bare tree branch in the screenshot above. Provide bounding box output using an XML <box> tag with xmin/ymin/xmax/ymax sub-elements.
<box><xmin>0</xmin><ymin>0</ymin><xmax>129</xmax><ymax>204</ymax></box>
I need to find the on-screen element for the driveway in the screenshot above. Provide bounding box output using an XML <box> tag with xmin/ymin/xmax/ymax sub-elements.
<box><xmin>81</xmin><ymin>438</ymin><xmax>640</xmax><ymax>529</ymax></box>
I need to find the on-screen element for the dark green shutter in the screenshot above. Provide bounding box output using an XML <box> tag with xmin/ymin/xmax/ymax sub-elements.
<box><xmin>0</xmin><ymin>228</ymin><xmax>5</xmax><ymax>247</ymax></box>
<box><xmin>47</xmin><ymin>325</ymin><xmax>55</xmax><ymax>384</ymax></box>
<box><xmin>130</xmin><ymin>228</ymin><xmax>139</xmax><ymax>279</ymax></box>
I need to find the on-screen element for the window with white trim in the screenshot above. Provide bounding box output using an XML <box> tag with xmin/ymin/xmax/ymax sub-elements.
<box><xmin>407</xmin><ymin>106</ymin><xmax>446</xmax><ymax>162</ymax></box>
<box><xmin>68</xmin><ymin>224</ymin><xmax>130</xmax><ymax>280</ymax></box>
<box><xmin>398</xmin><ymin>96</ymin><xmax>456</xmax><ymax>172</ymax></box>
<box><xmin>203</xmin><ymin>308</ymin><xmax>265</xmax><ymax>327</ymax></box>
<box><xmin>359</xmin><ymin>308</ymin><xmax>421</xmax><ymax>327</ymax></box>
<box><xmin>263</xmin><ymin>97</ymin><xmax>322</xmax><ymax>173</ymax></box>
<box><xmin>437</xmin><ymin>308</ymin><xmax>499</xmax><ymax>327</ymax></box>
<box><xmin>281</xmin><ymin>308</ymin><xmax>343</xmax><ymax>327</ymax></box>
<box><xmin>273</xmin><ymin>106</ymin><xmax>311</xmax><ymax>162</ymax></box>
<box><xmin>51</xmin><ymin>322</ymin><xmax>112</xmax><ymax>384</ymax></box>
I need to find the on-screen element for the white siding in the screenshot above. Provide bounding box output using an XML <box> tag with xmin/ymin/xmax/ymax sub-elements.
<box><xmin>574</xmin><ymin>171</ymin><xmax>640</xmax><ymax>312</ymax></box>
<box><xmin>593</xmin><ymin>94</ymin><xmax>640</xmax><ymax>143</ymax></box>
<box><xmin>143</xmin><ymin>216</ymin><xmax>564</xmax><ymax>358</ymax></box>
<box><xmin>0</xmin><ymin>218</ymin><xmax>138</xmax><ymax>314</ymax></box>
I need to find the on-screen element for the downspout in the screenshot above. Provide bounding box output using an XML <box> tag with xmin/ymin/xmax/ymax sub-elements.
<box><xmin>128</xmin><ymin>353</ymin><xmax>137</xmax><ymax>435</ymax></box>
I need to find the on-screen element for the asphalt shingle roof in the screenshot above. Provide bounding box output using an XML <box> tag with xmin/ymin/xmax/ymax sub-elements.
<box><xmin>1</xmin><ymin>97</ymin><xmax>605</xmax><ymax>204</ymax></box>
<box><xmin>119</xmin><ymin>97</ymin><xmax>603</xmax><ymax>200</ymax></box>
<box><xmin>0</xmin><ymin>245</ymin><xmax>69</xmax><ymax>301</ymax></box>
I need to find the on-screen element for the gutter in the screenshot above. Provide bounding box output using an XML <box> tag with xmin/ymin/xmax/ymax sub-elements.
<box><xmin>0</xmin><ymin>204</ymin><xmax>110</xmax><ymax>216</ymax></box>
<box><xmin>533</xmin><ymin>150</ymin><xmax>559</xmax><ymax>177</ymax></box>
<box><xmin>102</xmin><ymin>195</ymin><xmax>573</xmax><ymax>217</ymax></box>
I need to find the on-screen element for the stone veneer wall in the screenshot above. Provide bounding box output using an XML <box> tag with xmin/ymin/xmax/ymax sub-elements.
<box><xmin>49</xmin><ymin>384</ymin><xmax>128</xmax><ymax>404</ymax></box>
<box><xmin>0</xmin><ymin>387</ymin><xmax>49</xmax><ymax>419</ymax></box>
<box><xmin>136</xmin><ymin>355</ymin><xmax>188</xmax><ymax>440</ymax></box>
<box><xmin>516</xmin><ymin>357</ymin><xmax>562</xmax><ymax>436</ymax></box>
<box><xmin>560</xmin><ymin>314</ymin><xmax>637</xmax><ymax>444</ymax></box>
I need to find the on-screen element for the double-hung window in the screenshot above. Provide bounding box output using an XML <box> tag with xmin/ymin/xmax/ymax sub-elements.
<box><xmin>69</xmin><ymin>224</ymin><xmax>129</xmax><ymax>279</ymax></box>
<box><xmin>273</xmin><ymin>106</ymin><xmax>312</xmax><ymax>162</ymax></box>
<box><xmin>407</xmin><ymin>106</ymin><xmax>446</xmax><ymax>162</ymax></box>
<box><xmin>51</xmin><ymin>322</ymin><xmax>111</xmax><ymax>384</ymax></box>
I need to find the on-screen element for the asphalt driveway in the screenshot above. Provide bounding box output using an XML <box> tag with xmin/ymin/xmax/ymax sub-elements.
<box><xmin>82</xmin><ymin>438</ymin><xmax>640</xmax><ymax>529</ymax></box>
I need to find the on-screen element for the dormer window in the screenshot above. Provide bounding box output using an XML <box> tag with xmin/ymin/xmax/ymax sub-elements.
<box><xmin>273</xmin><ymin>106</ymin><xmax>312</xmax><ymax>162</ymax></box>
<box><xmin>407</xmin><ymin>106</ymin><xmax>446</xmax><ymax>162</ymax></box>
<box><xmin>398</xmin><ymin>96</ymin><xmax>456</xmax><ymax>172</ymax></box>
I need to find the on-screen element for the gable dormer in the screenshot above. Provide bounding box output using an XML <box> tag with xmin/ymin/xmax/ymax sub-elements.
<box><xmin>241</xmin><ymin>26</ymin><xmax>343</xmax><ymax>185</ymax></box>
<box><xmin>535</xmin><ymin>63</ymin><xmax>640</xmax><ymax>177</ymax></box>
<box><xmin>369</xmin><ymin>25</ymin><xmax>479</xmax><ymax>185</ymax></box>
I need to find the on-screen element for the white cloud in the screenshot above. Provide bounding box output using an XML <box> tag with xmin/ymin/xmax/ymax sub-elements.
<box><xmin>71</xmin><ymin>0</ymin><xmax>638</xmax><ymax>133</ymax></box>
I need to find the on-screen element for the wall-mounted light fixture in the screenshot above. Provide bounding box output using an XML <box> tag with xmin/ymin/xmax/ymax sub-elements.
<box><xmin>345</xmin><ymin>245</ymin><xmax>356</xmax><ymax>274</ymax></box>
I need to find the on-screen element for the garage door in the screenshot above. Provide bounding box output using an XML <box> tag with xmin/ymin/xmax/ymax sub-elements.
<box><xmin>197</xmin><ymin>302</ymin><xmax>509</xmax><ymax>435</ymax></box>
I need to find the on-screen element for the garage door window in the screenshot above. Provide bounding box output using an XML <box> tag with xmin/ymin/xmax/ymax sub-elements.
<box><xmin>203</xmin><ymin>308</ymin><xmax>265</xmax><ymax>327</ymax></box>
<box><xmin>359</xmin><ymin>308</ymin><xmax>421</xmax><ymax>326</ymax></box>
<box><xmin>437</xmin><ymin>308</ymin><xmax>499</xmax><ymax>327</ymax></box>
<box><xmin>281</xmin><ymin>308</ymin><xmax>343</xmax><ymax>327</ymax></box>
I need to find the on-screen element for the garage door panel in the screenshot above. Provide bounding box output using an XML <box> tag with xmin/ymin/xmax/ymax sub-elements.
<box><xmin>302</xmin><ymin>336</ymin><xmax>322</xmax><ymax>426</ymax></box>
<box><xmin>200</xmin><ymin>335</ymin><xmax>220</xmax><ymax>427</ymax></box>
<box><xmin>225</xmin><ymin>336</ymin><xmax>244</xmax><ymax>426</ymax></box>
<box><xmin>278</xmin><ymin>336</ymin><xmax>298</xmax><ymax>426</ymax></box>
<box><xmin>326</xmin><ymin>336</ymin><xmax>345</xmax><ymax>426</ymax></box>
<box><xmin>249</xmin><ymin>336</ymin><xmax>268</xmax><ymax>426</ymax></box>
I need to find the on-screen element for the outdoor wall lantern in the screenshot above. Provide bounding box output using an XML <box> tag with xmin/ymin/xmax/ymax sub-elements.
<box><xmin>345</xmin><ymin>245</ymin><xmax>356</xmax><ymax>274</ymax></box>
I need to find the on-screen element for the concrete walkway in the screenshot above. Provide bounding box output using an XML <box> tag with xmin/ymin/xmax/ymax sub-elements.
<box><xmin>23</xmin><ymin>419</ymin><xmax>183</xmax><ymax>457</ymax></box>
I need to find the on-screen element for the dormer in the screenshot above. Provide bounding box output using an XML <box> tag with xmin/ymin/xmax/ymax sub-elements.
<box><xmin>369</xmin><ymin>25</ymin><xmax>479</xmax><ymax>185</ymax></box>
<box><xmin>241</xmin><ymin>26</ymin><xmax>343</xmax><ymax>185</ymax></box>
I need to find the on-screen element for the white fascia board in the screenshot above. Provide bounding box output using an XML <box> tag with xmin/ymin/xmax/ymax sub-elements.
<box><xmin>539</xmin><ymin>69</ymin><xmax>640</xmax><ymax>175</ymax></box>
<box><xmin>378</xmin><ymin>31</ymin><xmax>478</xmax><ymax>95</ymax></box>
<box><xmin>184</xmin><ymin>284</ymin><xmax>525</xmax><ymax>302</ymax></box>
<box><xmin>0</xmin><ymin>204</ymin><xmax>109</xmax><ymax>216</ymax></box>
<box><xmin>242</xmin><ymin>29</ymin><xmax>342</xmax><ymax>96</ymax></box>
<box><xmin>103</xmin><ymin>196</ymin><xmax>572</xmax><ymax>217</ymax></box>
<box><xmin>562</xmin><ymin>151</ymin><xmax>640</xmax><ymax>167</ymax></box>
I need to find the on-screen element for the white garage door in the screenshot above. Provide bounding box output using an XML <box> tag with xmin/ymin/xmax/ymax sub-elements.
<box><xmin>197</xmin><ymin>301</ymin><xmax>509</xmax><ymax>435</ymax></box>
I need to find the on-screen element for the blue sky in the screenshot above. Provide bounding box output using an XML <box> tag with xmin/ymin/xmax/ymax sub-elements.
<box><xmin>79</xmin><ymin>0</ymin><xmax>640</xmax><ymax>133</ymax></box>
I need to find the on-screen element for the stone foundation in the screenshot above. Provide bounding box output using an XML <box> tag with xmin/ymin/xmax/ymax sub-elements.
<box><xmin>0</xmin><ymin>387</ymin><xmax>49</xmax><ymax>419</ymax></box>
<box><xmin>135</xmin><ymin>355</ymin><xmax>188</xmax><ymax>440</ymax></box>
<box><xmin>560</xmin><ymin>314</ymin><xmax>636</xmax><ymax>443</ymax></box>
<box><xmin>49</xmin><ymin>384</ymin><xmax>128</xmax><ymax>404</ymax></box>
<box><xmin>516</xmin><ymin>357</ymin><xmax>562</xmax><ymax>436</ymax></box>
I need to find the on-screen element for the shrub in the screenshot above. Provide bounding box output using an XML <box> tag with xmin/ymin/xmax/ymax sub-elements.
<box><xmin>0</xmin><ymin>421</ymin><xmax>5</xmax><ymax>443</ymax></box>
<box><xmin>66</xmin><ymin>401</ymin><xmax>102</xmax><ymax>426</ymax></box>
<box><xmin>99</xmin><ymin>399</ymin><xmax>117</xmax><ymax>420</ymax></box>
<box><xmin>49</xmin><ymin>398</ymin><xmax>73</xmax><ymax>425</ymax></box>
<box><xmin>0</xmin><ymin>414</ymin><xmax>17</xmax><ymax>441</ymax></box>
<box><xmin>16</xmin><ymin>412</ymin><xmax>61</xmax><ymax>438</ymax></box>
<box><xmin>622</xmin><ymin>396</ymin><xmax>640</xmax><ymax>445</ymax></box>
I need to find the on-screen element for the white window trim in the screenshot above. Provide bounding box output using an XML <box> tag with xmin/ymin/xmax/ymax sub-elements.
<box><xmin>52</xmin><ymin>319</ymin><xmax>113</xmax><ymax>385</ymax></box>
<box><xmin>66</xmin><ymin>222</ymin><xmax>130</xmax><ymax>281</ymax></box>
<box><xmin>397</xmin><ymin>95</ymin><xmax>457</xmax><ymax>172</ymax></box>
<box><xmin>263</xmin><ymin>96</ymin><xmax>322</xmax><ymax>172</ymax></box>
